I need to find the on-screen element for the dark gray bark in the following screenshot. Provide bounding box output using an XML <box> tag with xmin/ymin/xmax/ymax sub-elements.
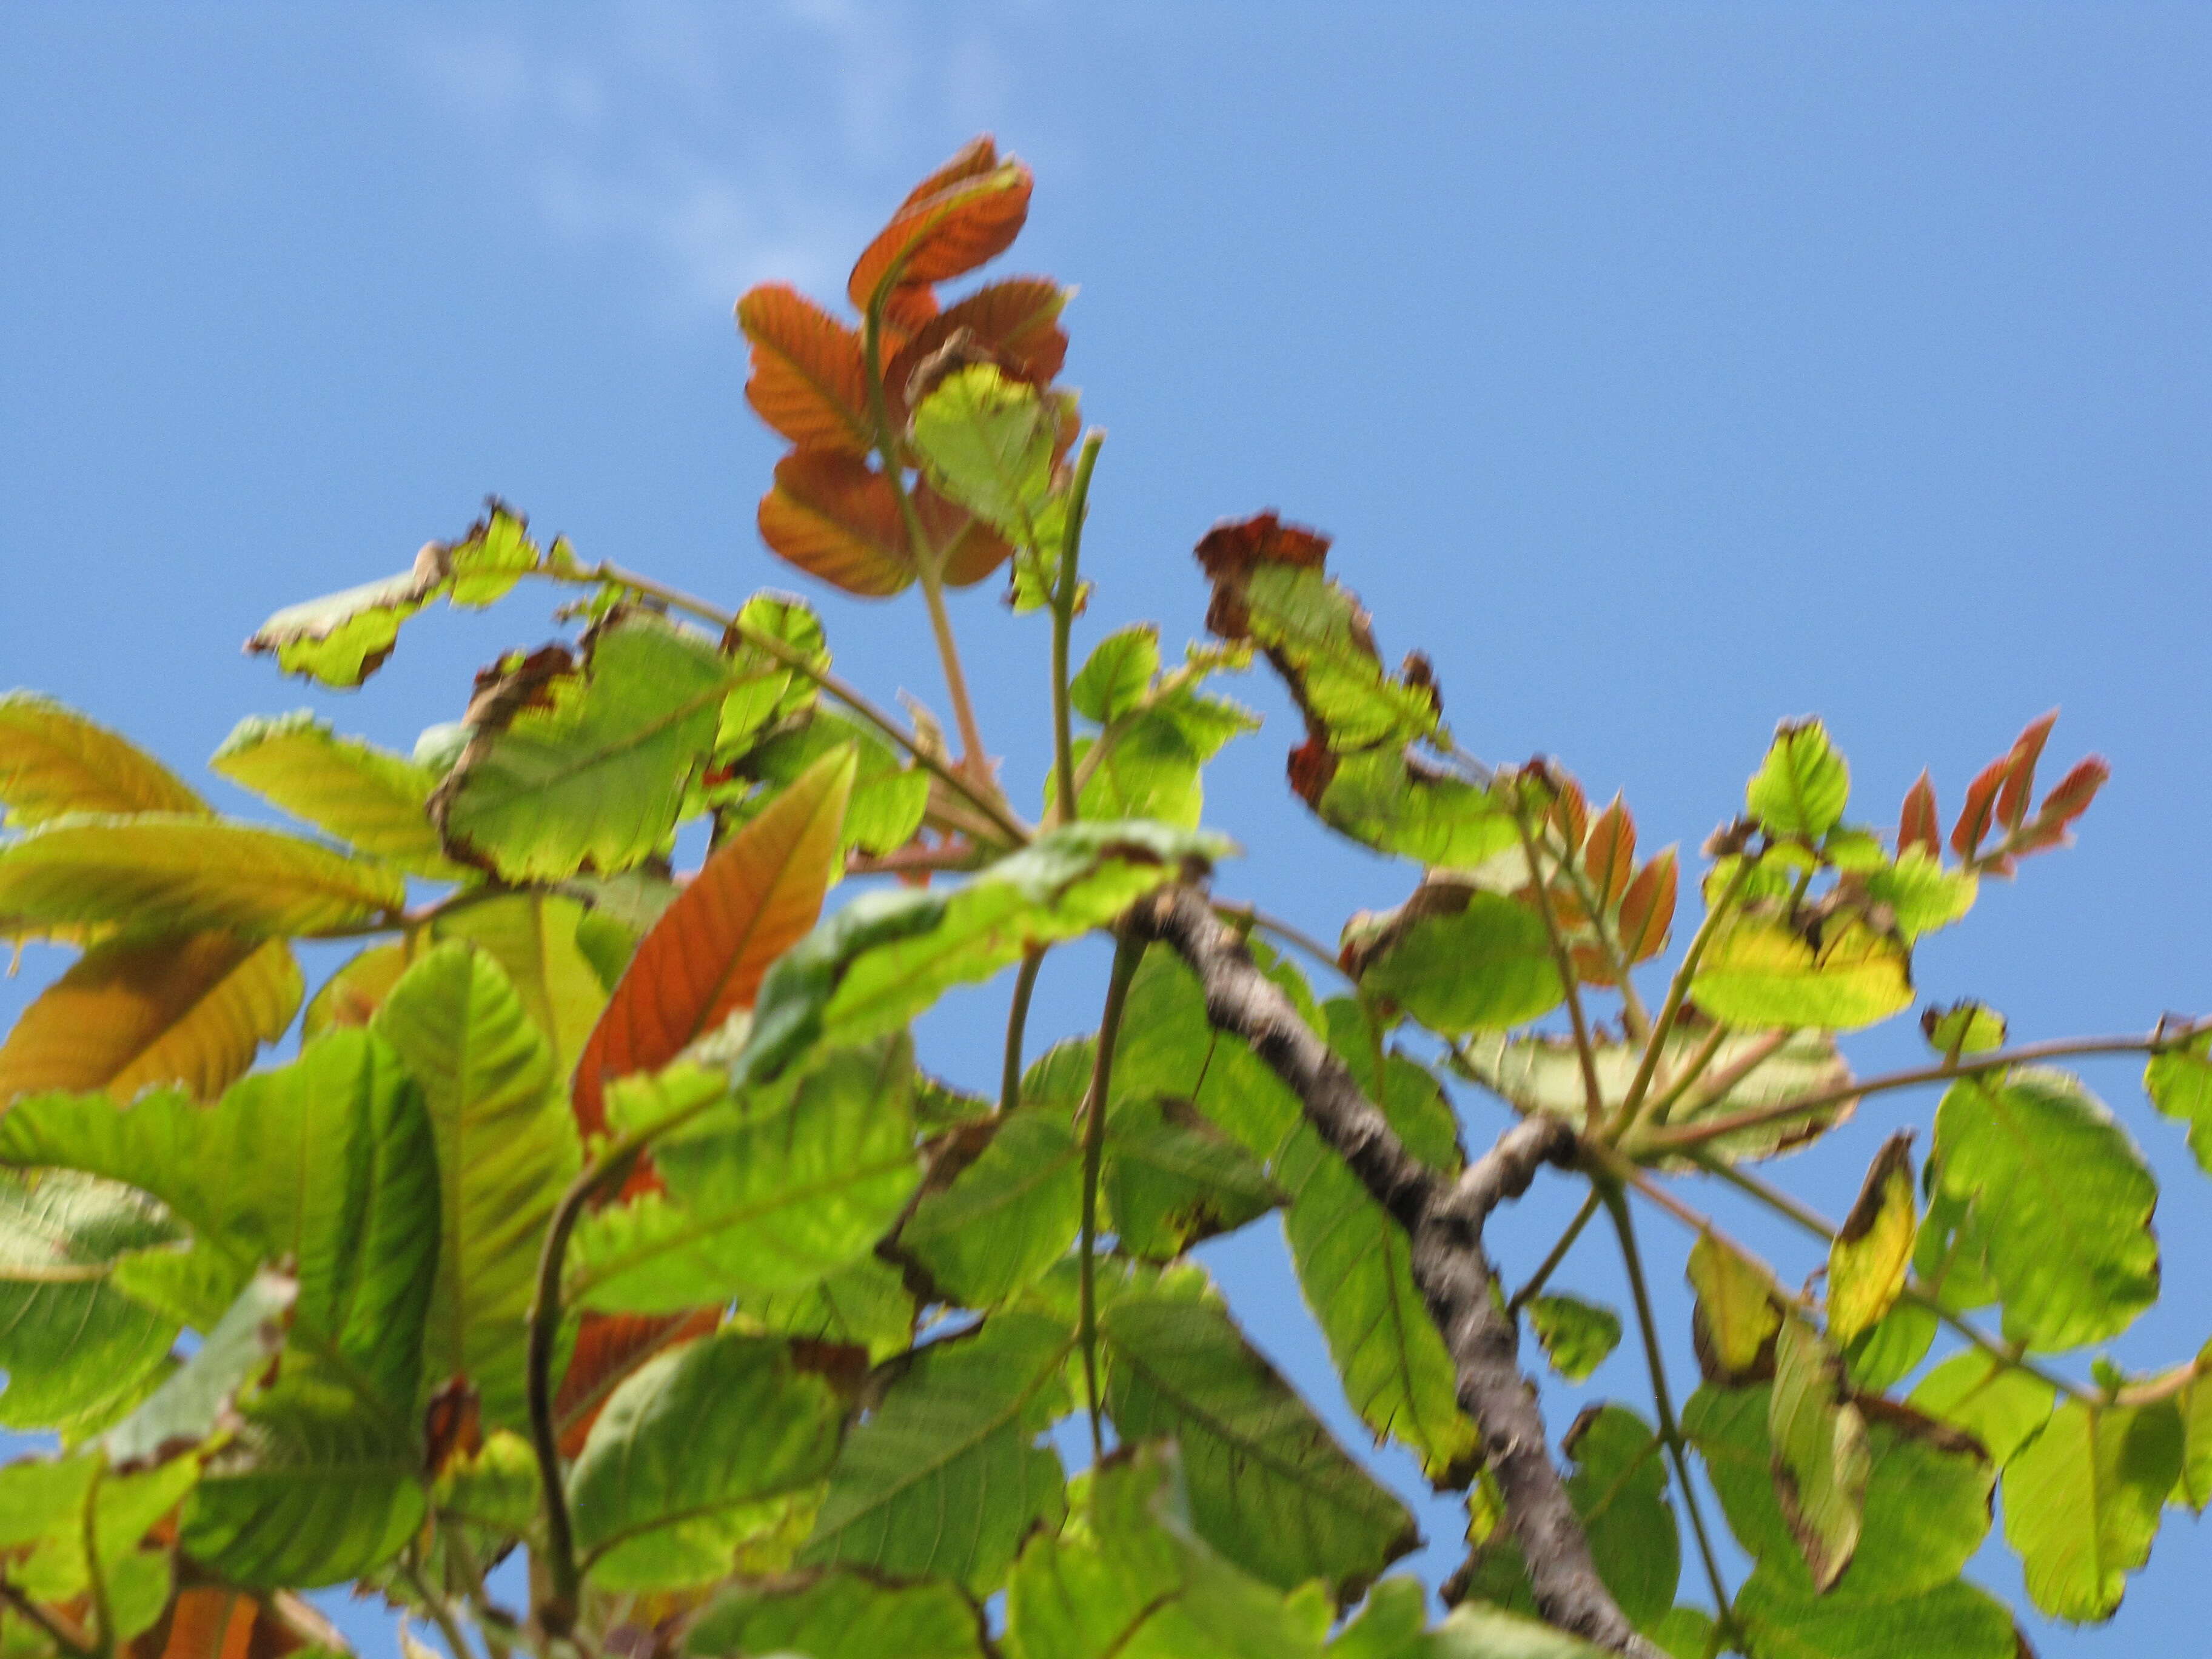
<box><xmin>1131</xmin><ymin>884</ymin><xmax>1661</xmax><ymax>1658</ymax></box>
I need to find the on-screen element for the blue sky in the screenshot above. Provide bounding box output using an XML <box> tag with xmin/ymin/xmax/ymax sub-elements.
<box><xmin>2</xmin><ymin>4</ymin><xmax>2208</xmax><ymax>1653</ymax></box>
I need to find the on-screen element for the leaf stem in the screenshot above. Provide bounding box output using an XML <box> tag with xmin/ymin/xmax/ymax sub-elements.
<box><xmin>0</xmin><ymin>1581</ymin><xmax>94</xmax><ymax>1659</ymax></box>
<box><xmin>1079</xmin><ymin>931</ymin><xmax>1145</xmax><ymax>1461</ymax></box>
<box><xmin>1601</xmin><ymin>1189</ymin><xmax>1738</xmax><ymax>1645</ymax></box>
<box><xmin>1607</xmin><ymin>862</ymin><xmax>1753</xmax><ymax>1142</ymax></box>
<box><xmin>1643</xmin><ymin>1022</ymin><xmax>2207</xmax><ymax>1155</ymax></box>
<box><xmin>80</xmin><ymin>1463</ymin><xmax>111</xmax><ymax>1659</ymax></box>
<box><xmin>401</xmin><ymin>1552</ymin><xmax>481</xmax><ymax>1659</ymax></box>
<box><xmin>1508</xmin><ymin>1187</ymin><xmax>1601</xmax><ymax>1315</ymax></box>
<box><xmin>1205</xmin><ymin>900</ymin><xmax>1352</xmax><ymax>984</ymax></box>
<box><xmin>1049</xmin><ymin>433</ymin><xmax>1105</xmax><ymax>829</ymax></box>
<box><xmin>1510</xmin><ymin>800</ymin><xmax>1605</xmax><ymax>1126</ymax></box>
<box><xmin>1001</xmin><ymin>947</ymin><xmax>1046</xmax><ymax>1114</ymax></box>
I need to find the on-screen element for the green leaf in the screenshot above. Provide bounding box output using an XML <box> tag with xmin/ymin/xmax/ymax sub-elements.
<box><xmin>1309</xmin><ymin>749</ymin><xmax>1520</xmax><ymax>869</ymax></box>
<box><xmin>433</xmin><ymin>612</ymin><xmax>734</xmax><ymax>882</ymax></box>
<box><xmin>802</xmin><ymin>1308</ymin><xmax>1072</xmax><ymax>1595</ymax></box>
<box><xmin>1100</xmin><ymin>1281</ymin><xmax>1419</xmax><ymax>1597</ymax></box>
<box><xmin>1277</xmin><ymin>1048</ymin><xmax>1480</xmax><ymax>1486</ymax></box>
<box><xmin>689</xmin><ymin>1569</ymin><xmax>987</xmax><ymax>1659</ymax></box>
<box><xmin>0</xmin><ymin>692</ymin><xmax>207</xmax><ymax>829</ymax></box>
<box><xmin>432</xmin><ymin>892</ymin><xmax>610</xmax><ymax>1081</ymax></box>
<box><xmin>2002</xmin><ymin>1397</ymin><xmax>2184</xmax><ymax>1621</ymax></box>
<box><xmin>1768</xmin><ymin>1318</ymin><xmax>1870</xmax><ymax>1590</ymax></box>
<box><xmin>1356</xmin><ymin>891</ymin><xmax>1563</xmax><ymax>1034</ymax></box>
<box><xmin>744</xmin><ymin>822</ymin><xmax>1233</xmax><ymax>1085</ymax></box>
<box><xmin>1842</xmin><ymin>1301</ymin><xmax>1937</xmax><ymax>1392</ymax></box>
<box><xmin>1932</xmin><ymin>1067</ymin><xmax>2158</xmax><ymax>1351</ymax></box>
<box><xmin>910</xmin><ymin>363</ymin><xmax>1061</xmax><ymax>540</ymax></box>
<box><xmin>245</xmin><ymin>507</ymin><xmax>543</xmax><ymax>688</ymax></box>
<box><xmin>712</xmin><ymin>708</ymin><xmax>927</xmax><ymax>858</ymax></box>
<box><xmin>372</xmin><ymin>943</ymin><xmax>581</xmax><ymax>1429</ymax></box>
<box><xmin>0</xmin><ymin>815</ymin><xmax>406</xmax><ymax>937</ymax></box>
<box><xmin>1827</xmin><ymin>1132</ymin><xmax>1915</xmax><ymax>1344</ymax></box>
<box><xmin>0</xmin><ymin>1171</ymin><xmax>181</xmax><ymax>1432</ymax></box>
<box><xmin>1215</xmin><ymin>553</ymin><xmax>1439</xmax><ymax>750</ymax></box>
<box><xmin>569</xmin><ymin>1329</ymin><xmax>853</xmax><ymax>1590</ymax></box>
<box><xmin>1747</xmin><ymin>719</ymin><xmax>1849</xmax><ymax>839</ymax></box>
<box><xmin>1686</xmin><ymin>1232</ymin><xmax>1780</xmax><ymax>1382</ymax></box>
<box><xmin>1865</xmin><ymin>850</ymin><xmax>1978</xmax><ymax>942</ymax></box>
<box><xmin>1912</xmin><ymin>1188</ymin><xmax>2000</xmax><ymax>1316</ymax></box>
<box><xmin>1923</xmin><ymin>1000</ymin><xmax>2007</xmax><ymax>1057</ymax></box>
<box><xmin>0</xmin><ymin>1028</ymin><xmax>441</xmax><ymax>1421</ymax></box>
<box><xmin>1731</xmin><ymin>1569</ymin><xmax>2019</xmax><ymax>1659</ymax></box>
<box><xmin>568</xmin><ymin>1041</ymin><xmax>919</xmax><ymax>1314</ymax></box>
<box><xmin>210</xmin><ymin>712</ymin><xmax>464</xmax><ymax>877</ymax></box>
<box><xmin>1102</xmin><ymin>1096</ymin><xmax>1284</xmax><ymax>1261</ymax></box>
<box><xmin>1909</xmin><ymin>1350</ymin><xmax>2054</xmax><ymax>1469</ymax></box>
<box><xmin>734</xmin><ymin>1253</ymin><xmax>916</xmax><ymax>1365</ymax></box>
<box><xmin>2174</xmin><ymin>1341</ymin><xmax>2212</xmax><ymax>1511</ymax></box>
<box><xmin>1464</xmin><ymin>1019</ymin><xmax>1854</xmax><ymax>1167</ymax></box>
<box><xmin>433</xmin><ymin>1428</ymin><xmax>540</xmax><ymax>1537</ymax></box>
<box><xmin>1526</xmin><ymin>1295</ymin><xmax>1623</xmax><ymax>1384</ymax></box>
<box><xmin>1691</xmin><ymin>910</ymin><xmax>1912</xmax><ymax>1031</ymax></box>
<box><xmin>1430</xmin><ymin>1604</ymin><xmax>1609</xmax><ymax>1657</ymax></box>
<box><xmin>901</xmin><ymin>1108</ymin><xmax>1082</xmax><ymax>1307</ymax></box>
<box><xmin>104</xmin><ymin>1267</ymin><xmax>295</xmax><ymax>1470</ymax></box>
<box><xmin>2145</xmin><ymin>1027</ymin><xmax>2212</xmax><ymax>1176</ymax></box>
<box><xmin>179</xmin><ymin>1362</ymin><xmax>426</xmax><ymax>1587</ymax></box>
<box><xmin>1072</xmin><ymin>626</ymin><xmax>1163</xmax><ymax>725</ymax></box>
<box><xmin>0</xmin><ymin>931</ymin><xmax>303</xmax><ymax>1109</ymax></box>
<box><xmin>1111</xmin><ymin>946</ymin><xmax>1306</xmax><ymax>1164</ymax></box>
<box><xmin>10</xmin><ymin>1455</ymin><xmax>200</xmax><ymax>1644</ymax></box>
<box><xmin>1004</xmin><ymin>1439</ymin><xmax>1331</xmax><ymax>1659</ymax></box>
<box><xmin>301</xmin><ymin>940</ymin><xmax>417</xmax><ymax>1041</ymax></box>
<box><xmin>1643</xmin><ymin>1607</ymin><xmax>1718</xmax><ymax>1659</ymax></box>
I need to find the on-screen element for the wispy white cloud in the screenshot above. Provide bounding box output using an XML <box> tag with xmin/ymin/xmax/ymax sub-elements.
<box><xmin>398</xmin><ymin>0</ymin><xmax>1065</xmax><ymax>320</ymax></box>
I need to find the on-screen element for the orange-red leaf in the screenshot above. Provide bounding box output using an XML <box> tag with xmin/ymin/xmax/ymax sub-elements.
<box><xmin>1995</xmin><ymin>710</ymin><xmax>2058</xmax><ymax>830</ymax></box>
<box><xmin>736</xmin><ymin>283</ymin><xmax>873</xmax><ymax>456</ymax></box>
<box><xmin>897</xmin><ymin>134</ymin><xmax>1004</xmax><ymax>214</ymax></box>
<box><xmin>144</xmin><ymin>1589</ymin><xmax>258</xmax><ymax>1659</ymax></box>
<box><xmin>1583</xmin><ymin>796</ymin><xmax>1636</xmax><ymax>909</ymax></box>
<box><xmin>1899</xmin><ymin>771</ymin><xmax>1940</xmax><ymax>858</ymax></box>
<box><xmin>1617</xmin><ymin>849</ymin><xmax>1679</xmax><ymax>965</ymax></box>
<box><xmin>0</xmin><ymin>931</ymin><xmax>301</xmax><ymax>1107</ymax></box>
<box><xmin>757</xmin><ymin>451</ymin><xmax>916</xmax><ymax>597</ymax></box>
<box><xmin>2039</xmin><ymin>756</ymin><xmax>2109</xmax><ymax>827</ymax></box>
<box><xmin>886</xmin><ymin>276</ymin><xmax>1071</xmax><ymax>423</ymax></box>
<box><xmin>1549</xmin><ymin>776</ymin><xmax>1589</xmax><ymax>851</ymax></box>
<box><xmin>554</xmin><ymin>1308</ymin><xmax>720</xmax><ymax>1455</ymax></box>
<box><xmin>848</xmin><ymin>158</ymin><xmax>1032</xmax><ymax>314</ymax></box>
<box><xmin>1949</xmin><ymin>755</ymin><xmax>2007</xmax><ymax>858</ymax></box>
<box><xmin>571</xmin><ymin>747</ymin><xmax>854</xmax><ymax>1140</ymax></box>
<box><xmin>917</xmin><ymin>483</ymin><xmax>1016</xmax><ymax>589</ymax></box>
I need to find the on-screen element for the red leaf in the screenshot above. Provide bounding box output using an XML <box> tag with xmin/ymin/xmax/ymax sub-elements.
<box><xmin>736</xmin><ymin>283</ymin><xmax>873</xmax><ymax>456</ymax></box>
<box><xmin>1616</xmin><ymin>850</ymin><xmax>1679</xmax><ymax>965</ymax></box>
<box><xmin>1549</xmin><ymin>776</ymin><xmax>1589</xmax><ymax>851</ymax></box>
<box><xmin>917</xmin><ymin>483</ymin><xmax>1015</xmax><ymax>588</ymax></box>
<box><xmin>571</xmin><ymin>748</ymin><xmax>854</xmax><ymax>1141</ymax></box>
<box><xmin>2040</xmin><ymin>756</ymin><xmax>2109</xmax><ymax>828</ymax></box>
<box><xmin>886</xmin><ymin>276</ymin><xmax>1071</xmax><ymax>424</ymax></box>
<box><xmin>1195</xmin><ymin>511</ymin><xmax>1335</xmax><ymax>642</ymax></box>
<box><xmin>554</xmin><ymin>1309</ymin><xmax>720</xmax><ymax>1456</ymax></box>
<box><xmin>848</xmin><ymin>156</ymin><xmax>1032</xmax><ymax>315</ymax></box>
<box><xmin>758</xmin><ymin>451</ymin><xmax>916</xmax><ymax>597</ymax></box>
<box><xmin>896</xmin><ymin>134</ymin><xmax>1003</xmax><ymax>213</ymax></box>
<box><xmin>1583</xmin><ymin>796</ymin><xmax>1636</xmax><ymax>908</ymax></box>
<box><xmin>1949</xmin><ymin>756</ymin><xmax>2007</xmax><ymax>859</ymax></box>
<box><xmin>1898</xmin><ymin>771</ymin><xmax>1940</xmax><ymax>858</ymax></box>
<box><xmin>1995</xmin><ymin>710</ymin><xmax>2058</xmax><ymax>830</ymax></box>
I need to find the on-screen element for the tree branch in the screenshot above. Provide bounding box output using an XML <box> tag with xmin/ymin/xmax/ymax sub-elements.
<box><xmin>1130</xmin><ymin>885</ymin><xmax>1661</xmax><ymax>1657</ymax></box>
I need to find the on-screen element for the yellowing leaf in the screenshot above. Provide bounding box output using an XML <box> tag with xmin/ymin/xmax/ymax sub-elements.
<box><xmin>1768</xmin><ymin>1318</ymin><xmax>1870</xmax><ymax>1591</ymax></box>
<box><xmin>1827</xmin><ymin>1132</ymin><xmax>1916</xmax><ymax>1344</ymax></box>
<box><xmin>1687</xmin><ymin>1232</ymin><xmax>1781</xmax><ymax>1382</ymax></box>
<box><xmin>0</xmin><ymin>931</ymin><xmax>301</xmax><ymax>1105</ymax></box>
<box><xmin>210</xmin><ymin>712</ymin><xmax>463</xmax><ymax>878</ymax></box>
<box><xmin>0</xmin><ymin>816</ymin><xmax>407</xmax><ymax>937</ymax></box>
<box><xmin>0</xmin><ymin>692</ymin><xmax>206</xmax><ymax>828</ymax></box>
<box><xmin>1692</xmin><ymin>910</ymin><xmax>1912</xmax><ymax>1031</ymax></box>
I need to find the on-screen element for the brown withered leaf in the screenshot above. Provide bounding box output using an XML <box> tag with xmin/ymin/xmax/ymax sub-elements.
<box><xmin>1194</xmin><ymin>510</ymin><xmax>1333</xmax><ymax>642</ymax></box>
<box><xmin>736</xmin><ymin>283</ymin><xmax>873</xmax><ymax>456</ymax></box>
<box><xmin>421</xmin><ymin>1377</ymin><xmax>482</xmax><ymax>1478</ymax></box>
